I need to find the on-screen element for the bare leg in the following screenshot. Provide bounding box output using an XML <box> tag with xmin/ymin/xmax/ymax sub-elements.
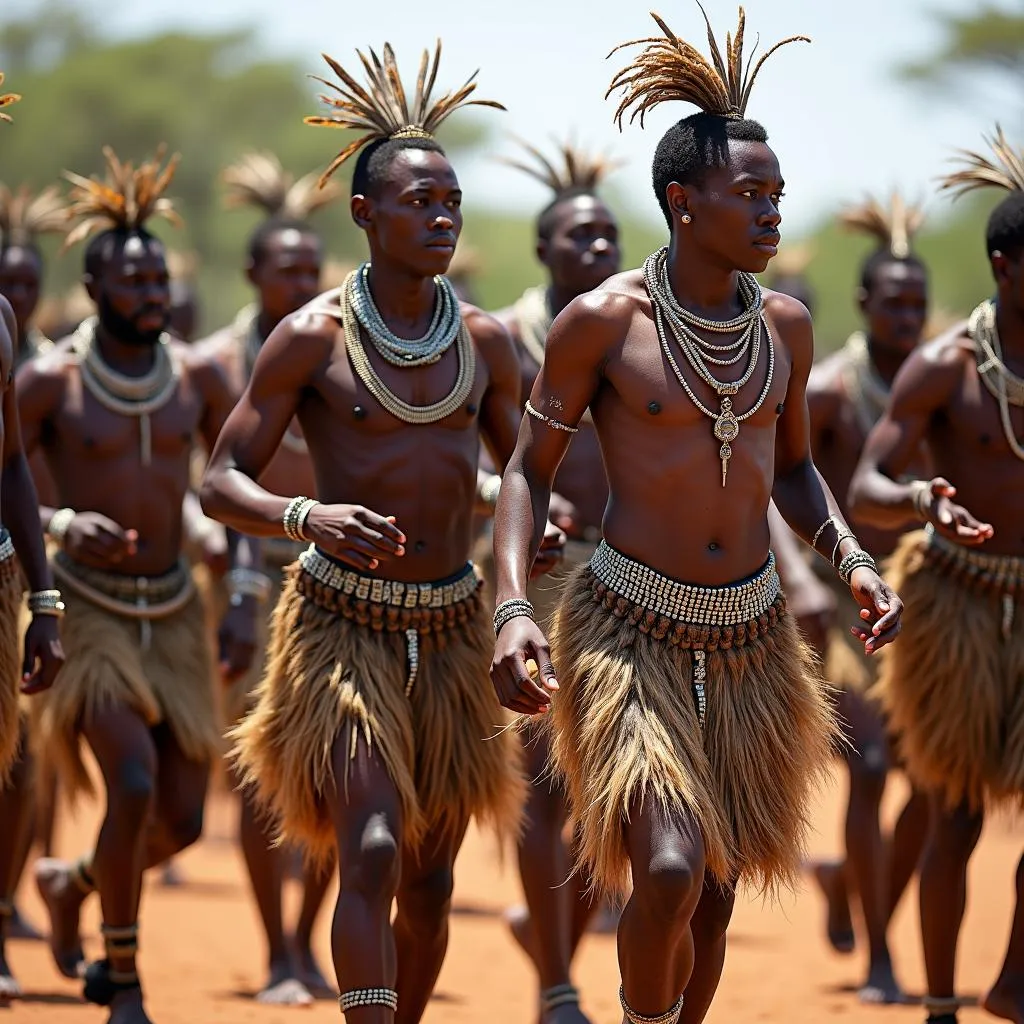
<box><xmin>919</xmin><ymin>795</ymin><xmax>983</xmax><ymax>1015</ymax></box>
<box><xmin>392</xmin><ymin>817</ymin><xmax>469</xmax><ymax>1024</ymax></box>
<box><xmin>677</xmin><ymin>878</ymin><xmax>736</xmax><ymax>1024</ymax></box>
<box><xmin>618</xmin><ymin>797</ymin><xmax>705</xmax><ymax>1019</ymax></box>
<box><xmin>884</xmin><ymin>787</ymin><xmax>929</xmax><ymax>925</ymax></box>
<box><xmin>324</xmin><ymin>734</ymin><xmax>403</xmax><ymax>1024</ymax></box>
<box><xmin>0</xmin><ymin>732</ymin><xmax>34</xmax><ymax>999</ymax></box>
<box><xmin>293</xmin><ymin>851</ymin><xmax>335</xmax><ymax>997</ymax></box>
<box><xmin>7</xmin><ymin>736</ymin><xmax>43</xmax><ymax>942</ymax></box>
<box><xmin>983</xmin><ymin>853</ymin><xmax>1024</xmax><ymax>1023</ymax></box>
<box><xmin>810</xmin><ymin>860</ymin><xmax>855</xmax><ymax>954</ymax></box>
<box><xmin>34</xmin><ymin>757</ymin><xmax>58</xmax><ymax>858</ymax></box>
<box><xmin>232</xmin><ymin>766</ymin><xmax>312</xmax><ymax>1005</ymax></box>
<box><xmin>839</xmin><ymin>691</ymin><xmax>903</xmax><ymax>1004</ymax></box>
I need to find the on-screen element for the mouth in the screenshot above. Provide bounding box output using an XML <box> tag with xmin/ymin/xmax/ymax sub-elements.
<box><xmin>753</xmin><ymin>236</ymin><xmax>780</xmax><ymax>256</ymax></box>
<box><xmin>425</xmin><ymin>238</ymin><xmax>457</xmax><ymax>250</ymax></box>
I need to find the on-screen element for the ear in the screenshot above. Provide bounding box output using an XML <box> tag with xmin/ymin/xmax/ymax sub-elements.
<box><xmin>536</xmin><ymin>236</ymin><xmax>550</xmax><ymax>267</ymax></box>
<box><xmin>665</xmin><ymin>181</ymin><xmax>692</xmax><ymax>223</ymax></box>
<box><xmin>991</xmin><ymin>250</ymin><xmax>1013</xmax><ymax>289</ymax></box>
<box><xmin>351</xmin><ymin>193</ymin><xmax>373</xmax><ymax>231</ymax></box>
<box><xmin>82</xmin><ymin>272</ymin><xmax>98</xmax><ymax>303</ymax></box>
<box><xmin>244</xmin><ymin>258</ymin><xmax>258</xmax><ymax>289</ymax></box>
<box><xmin>856</xmin><ymin>285</ymin><xmax>869</xmax><ymax>314</ymax></box>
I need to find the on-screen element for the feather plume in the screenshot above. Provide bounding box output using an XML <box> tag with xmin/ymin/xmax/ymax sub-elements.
<box><xmin>222</xmin><ymin>151</ymin><xmax>342</xmax><ymax>219</ymax></box>
<box><xmin>769</xmin><ymin>240</ymin><xmax>814</xmax><ymax>278</ymax></box>
<box><xmin>502</xmin><ymin>136</ymin><xmax>620</xmax><ymax>196</ymax></box>
<box><xmin>0</xmin><ymin>72</ymin><xmax>20</xmax><ymax>123</ymax></box>
<box><xmin>840</xmin><ymin>192</ymin><xmax>925</xmax><ymax>259</ymax></box>
<box><xmin>606</xmin><ymin>3</ymin><xmax>809</xmax><ymax>129</ymax></box>
<box><xmin>62</xmin><ymin>145</ymin><xmax>182</xmax><ymax>249</ymax></box>
<box><xmin>0</xmin><ymin>184</ymin><xmax>66</xmax><ymax>247</ymax></box>
<box><xmin>305</xmin><ymin>40</ymin><xmax>505</xmax><ymax>188</ymax></box>
<box><xmin>940</xmin><ymin>125</ymin><xmax>1024</xmax><ymax>201</ymax></box>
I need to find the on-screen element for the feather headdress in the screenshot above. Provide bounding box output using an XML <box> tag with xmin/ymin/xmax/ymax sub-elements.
<box><xmin>0</xmin><ymin>185</ymin><xmax>66</xmax><ymax>247</ymax></box>
<box><xmin>304</xmin><ymin>40</ymin><xmax>505</xmax><ymax>188</ymax></box>
<box><xmin>502</xmin><ymin>137</ymin><xmax>620</xmax><ymax>196</ymax></box>
<box><xmin>607</xmin><ymin>2</ymin><xmax>809</xmax><ymax>129</ymax></box>
<box><xmin>0</xmin><ymin>72</ymin><xmax>20</xmax><ymax>123</ymax></box>
<box><xmin>939</xmin><ymin>125</ymin><xmax>1024</xmax><ymax>200</ymax></box>
<box><xmin>62</xmin><ymin>145</ymin><xmax>181</xmax><ymax>249</ymax></box>
<box><xmin>840</xmin><ymin>192</ymin><xmax>925</xmax><ymax>260</ymax></box>
<box><xmin>222</xmin><ymin>151</ymin><xmax>343</xmax><ymax>219</ymax></box>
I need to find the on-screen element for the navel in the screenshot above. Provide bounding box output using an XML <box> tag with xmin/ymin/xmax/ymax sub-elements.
<box><xmin>647</xmin><ymin>401</ymin><xmax>661</xmax><ymax>415</ymax></box>
<box><xmin>353</xmin><ymin>405</ymin><xmax>367</xmax><ymax>421</ymax></box>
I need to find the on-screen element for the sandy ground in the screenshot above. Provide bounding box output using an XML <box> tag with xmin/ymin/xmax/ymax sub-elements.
<box><xmin>3</xmin><ymin>768</ymin><xmax>1019</xmax><ymax>1023</ymax></box>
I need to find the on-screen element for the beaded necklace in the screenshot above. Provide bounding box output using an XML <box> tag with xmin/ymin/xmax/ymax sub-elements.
<box><xmin>643</xmin><ymin>247</ymin><xmax>774</xmax><ymax>486</ymax></box>
<box><xmin>840</xmin><ymin>332</ymin><xmax>891</xmax><ymax>435</ymax></box>
<box><xmin>72</xmin><ymin>316</ymin><xmax>178</xmax><ymax>466</ymax></box>
<box><xmin>971</xmin><ymin>299</ymin><xmax>1024</xmax><ymax>462</ymax></box>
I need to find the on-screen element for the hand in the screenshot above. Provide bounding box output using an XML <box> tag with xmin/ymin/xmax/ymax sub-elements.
<box><xmin>218</xmin><ymin>596</ymin><xmax>258</xmax><ymax>684</ymax></box>
<box><xmin>304</xmin><ymin>504</ymin><xmax>406</xmax><ymax>572</ymax></box>
<box><xmin>921</xmin><ymin>477</ymin><xmax>993</xmax><ymax>546</ymax></box>
<box><xmin>63</xmin><ymin>512</ymin><xmax>138</xmax><ymax>564</ymax></box>
<box><xmin>547</xmin><ymin>492</ymin><xmax>582</xmax><ymax>538</ymax></box>
<box><xmin>849</xmin><ymin>567</ymin><xmax>903</xmax><ymax>655</ymax></box>
<box><xmin>21</xmin><ymin>615</ymin><xmax>65</xmax><ymax>695</ymax></box>
<box><xmin>491</xmin><ymin>615</ymin><xmax>559</xmax><ymax>716</ymax></box>
<box><xmin>531</xmin><ymin>520</ymin><xmax>566</xmax><ymax>579</ymax></box>
<box><xmin>786</xmin><ymin>573</ymin><xmax>836</xmax><ymax>659</ymax></box>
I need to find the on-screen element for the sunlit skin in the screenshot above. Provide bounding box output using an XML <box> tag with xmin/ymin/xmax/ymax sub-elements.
<box><xmin>18</xmin><ymin>234</ymin><xmax>256</xmax><ymax>1024</ymax></box>
<box><xmin>850</xmin><ymin>236</ymin><xmax>1024</xmax><ymax>1024</ymax></box>
<box><xmin>201</xmin><ymin>147</ymin><xmax>563</xmax><ymax>1024</ymax></box>
<box><xmin>491</xmin><ymin>138</ymin><xmax>903</xmax><ymax>1024</ymax></box>
<box><xmin>193</xmin><ymin>223</ymin><xmax>328</xmax><ymax>1003</ymax></box>
<box><xmin>0</xmin><ymin>246</ymin><xmax>41</xmax><ymax>346</ymax></box>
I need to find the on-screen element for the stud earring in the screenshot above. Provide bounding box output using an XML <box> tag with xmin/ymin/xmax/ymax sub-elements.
<box><xmin>681</xmin><ymin>212</ymin><xmax>692</xmax><ymax>224</ymax></box>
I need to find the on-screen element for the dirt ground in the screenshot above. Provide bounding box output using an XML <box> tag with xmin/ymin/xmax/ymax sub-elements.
<box><xmin>3</xmin><ymin>768</ymin><xmax>1019</xmax><ymax>1023</ymax></box>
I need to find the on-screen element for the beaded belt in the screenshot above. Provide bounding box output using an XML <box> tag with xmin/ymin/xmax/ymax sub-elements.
<box><xmin>0</xmin><ymin>528</ymin><xmax>14</xmax><ymax>564</ymax></box>
<box><xmin>296</xmin><ymin>546</ymin><xmax>482</xmax><ymax>697</ymax></box>
<box><xmin>52</xmin><ymin>552</ymin><xmax>195</xmax><ymax>650</ymax></box>
<box><xmin>924</xmin><ymin>524</ymin><xmax>1024</xmax><ymax>640</ymax></box>
<box><xmin>588</xmin><ymin>542</ymin><xmax>785</xmax><ymax>729</ymax></box>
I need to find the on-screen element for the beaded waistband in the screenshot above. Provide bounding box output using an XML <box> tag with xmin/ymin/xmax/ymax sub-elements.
<box><xmin>0</xmin><ymin>529</ymin><xmax>13</xmax><ymax>564</ymax></box>
<box><xmin>924</xmin><ymin>525</ymin><xmax>1024</xmax><ymax>592</ymax></box>
<box><xmin>298</xmin><ymin>545</ymin><xmax>479</xmax><ymax>609</ymax></box>
<box><xmin>589</xmin><ymin>541</ymin><xmax>781</xmax><ymax>628</ymax></box>
<box><xmin>52</xmin><ymin>552</ymin><xmax>194</xmax><ymax>618</ymax></box>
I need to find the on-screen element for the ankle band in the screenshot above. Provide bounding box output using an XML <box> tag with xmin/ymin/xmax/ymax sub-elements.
<box><xmin>541</xmin><ymin>983</ymin><xmax>579</xmax><ymax>1012</ymax></box>
<box><xmin>339</xmin><ymin>987</ymin><xmax>398</xmax><ymax>1015</ymax></box>
<box><xmin>619</xmin><ymin>985</ymin><xmax>684</xmax><ymax>1024</ymax></box>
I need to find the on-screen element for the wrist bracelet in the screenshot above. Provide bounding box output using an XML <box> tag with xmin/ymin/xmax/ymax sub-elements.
<box><xmin>47</xmin><ymin>507</ymin><xmax>76</xmax><ymax>546</ymax></box>
<box><xmin>28</xmin><ymin>588</ymin><xmax>65</xmax><ymax>617</ymax></box>
<box><xmin>910</xmin><ymin>480</ymin><xmax>931</xmax><ymax>521</ymax></box>
<box><xmin>831</xmin><ymin>530</ymin><xmax>856</xmax><ymax>569</ymax></box>
<box><xmin>494</xmin><ymin>598</ymin><xmax>536</xmax><ymax>636</ymax></box>
<box><xmin>838</xmin><ymin>549</ymin><xmax>878</xmax><ymax>586</ymax></box>
<box><xmin>283</xmin><ymin>496</ymin><xmax>319</xmax><ymax>542</ymax></box>
<box><xmin>811</xmin><ymin>514</ymin><xmax>842</xmax><ymax>553</ymax></box>
<box><xmin>226</xmin><ymin>567</ymin><xmax>272</xmax><ymax>604</ymax></box>
<box><xmin>480</xmin><ymin>474</ymin><xmax>501</xmax><ymax>508</ymax></box>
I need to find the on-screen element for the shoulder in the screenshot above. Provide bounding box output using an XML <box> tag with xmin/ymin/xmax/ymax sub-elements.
<box><xmin>191</xmin><ymin>325</ymin><xmax>237</xmax><ymax>364</ymax></box>
<box><xmin>177</xmin><ymin>338</ymin><xmax>233</xmax><ymax>397</ymax></box>
<box><xmin>890</xmin><ymin>322</ymin><xmax>972</xmax><ymax>408</ymax></box>
<box><xmin>15</xmin><ymin>333</ymin><xmax>75</xmax><ymax>407</ymax></box>
<box><xmin>462</xmin><ymin>303</ymin><xmax>514</xmax><ymax>352</ymax></box>
<box><xmin>807</xmin><ymin>346</ymin><xmax>852</xmax><ymax>403</ymax></box>
<box><xmin>0</xmin><ymin>296</ymin><xmax>13</xmax><ymax>382</ymax></box>
<box><xmin>552</xmin><ymin>269</ymin><xmax>645</xmax><ymax>343</ymax></box>
<box><xmin>763</xmin><ymin>287</ymin><xmax>813</xmax><ymax>350</ymax></box>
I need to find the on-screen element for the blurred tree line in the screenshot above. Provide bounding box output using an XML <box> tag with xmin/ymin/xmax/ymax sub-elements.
<box><xmin>0</xmin><ymin>1</ymin><xmax>1019</xmax><ymax>348</ymax></box>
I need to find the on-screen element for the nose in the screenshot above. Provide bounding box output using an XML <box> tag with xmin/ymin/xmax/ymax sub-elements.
<box><xmin>431</xmin><ymin>209</ymin><xmax>454</xmax><ymax>230</ymax></box>
<box><xmin>591</xmin><ymin>237</ymin><xmax>614</xmax><ymax>255</ymax></box>
<box><xmin>760</xmin><ymin>201</ymin><xmax>782</xmax><ymax>228</ymax></box>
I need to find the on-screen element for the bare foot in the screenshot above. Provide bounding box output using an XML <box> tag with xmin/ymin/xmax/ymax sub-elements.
<box><xmin>811</xmin><ymin>861</ymin><xmax>855</xmax><ymax>955</ymax></box>
<box><xmin>8</xmin><ymin>905</ymin><xmax>44</xmax><ymax>942</ymax></box>
<box><xmin>294</xmin><ymin>943</ymin><xmax>335</xmax><ymax>998</ymax></box>
<box><xmin>858</xmin><ymin>957</ymin><xmax>905</xmax><ymax>1005</ymax></box>
<box><xmin>984</xmin><ymin>980</ymin><xmax>1024</xmax><ymax>1022</ymax></box>
<box><xmin>0</xmin><ymin>947</ymin><xmax>22</xmax><ymax>1002</ymax></box>
<box><xmin>158</xmin><ymin>860</ymin><xmax>186</xmax><ymax>887</ymax></box>
<box><xmin>256</xmin><ymin>963</ymin><xmax>313</xmax><ymax>1006</ymax></box>
<box><xmin>505</xmin><ymin>905</ymin><xmax>539</xmax><ymax>967</ymax></box>
<box><xmin>34</xmin><ymin>858</ymin><xmax>86</xmax><ymax>979</ymax></box>
<box><xmin>107</xmin><ymin>987</ymin><xmax>153</xmax><ymax>1023</ymax></box>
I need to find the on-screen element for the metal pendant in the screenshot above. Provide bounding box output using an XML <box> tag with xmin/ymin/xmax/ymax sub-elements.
<box><xmin>713</xmin><ymin>398</ymin><xmax>739</xmax><ymax>488</ymax></box>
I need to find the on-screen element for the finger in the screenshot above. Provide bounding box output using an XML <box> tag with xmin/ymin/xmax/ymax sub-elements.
<box><xmin>505</xmin><ymin>696</ymin><xmax>547</xmax><ymax>716</ymax></box>
<box><xmin>870</xmin><ymin>604</ymin><xmax>901</xmax><ymax>636</ymax></box>
<box><xmin>530</xmin><ymin>643</ymin><xmax>559</xmax><ymax>693</ymax></box>
<box><xmin>509</xmin><ymin>656</ymin><xmax>555</xmax><ymax>706</ymax></box>
<box><xmin>865</xmin><ymin>620</ymin><xmax>902</xmax><ymax>654</ymax></box>
<box><xmin>327</xmin><ymin>545</ymin><xmax>383</xmax><ymax>572</ymax></box>
<box><xmin>370</xmin><ymin>514</ymin><xmax>406</xmax><ymax>545</ymax></box>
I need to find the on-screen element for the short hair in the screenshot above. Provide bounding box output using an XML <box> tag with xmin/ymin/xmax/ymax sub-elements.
<box><xmin>247</xmin><ymin>217</ymin><xmax>320</xmax><ymax>265</ymax></box>
<box><xmin>350</xmin><ymin>136</ymin><xmax>447</xmax><ymax>199</ymax></box>
<box><xmin>651</xmin><ymin>112</ymin><xmax>768</xmax><ymax>228</ymax></box>
<box><xmin>859</xmin><ymin>249</ymin><xmax>927</xmax><ymax>293</ymax></box>
<box><xmin>536</xmin><ymin>186</ymin><xmax>601</xmax><ymax>241</ymax></box>
<box><xmin>83</xmin><ymin>228</ymin><xmax>162</xmax><ymax>280</ymax></box>
<box><xmin>986</xmin><ymin>192</ymin><xmax>1024</xmax><ymax>260</ymax></box>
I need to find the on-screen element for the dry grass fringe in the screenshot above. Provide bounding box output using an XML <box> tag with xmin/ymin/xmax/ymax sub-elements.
<box><xmin>33</xmin><ymin>586</ymin><xmax>218</xmax><ymax>800</ymax></box>
<box><xmin>230</xmin><ymin>569</ymin><xmax>524</xmax><ymax>868</ymax></box>
<box><xmin>545</xmin><ymin>563</ymin><xmax>837</xmax><ymax>901</ymax></box>
<box><xmin>872</xmin><ymin>531</ymin><xmax>1024</xmax><ymax>812</ymax></box>
<box><xmin>0</xmin><ymin>563</ymin><xmax>23</xmax><ymax>783</ymax></box>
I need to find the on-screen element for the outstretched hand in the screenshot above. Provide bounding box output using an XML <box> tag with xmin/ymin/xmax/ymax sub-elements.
<box><xmin>849</xmin><ymin>567</ymin><xmax>903</xmax><ymax>655</ymax></box>
<box><xmin>921</xmin><ymin>477</ymin><xmax>993</xmax><ymax>546</ymax></box>
<box><xmin>491</xmin><ymin>615</ymin><xmax>559</xmax><ymax>716</ymax></box>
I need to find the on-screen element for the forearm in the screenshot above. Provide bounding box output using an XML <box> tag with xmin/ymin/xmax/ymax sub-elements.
<box><xmin>199</xmin><ymin>464</ymin><xmax>305</xmax><ymax>537</ymax></box>
<box><xmin>773</xmin><ymin>458</ymin><xmax>860</xmax><ymax>567</ymax></box>
<box><xmin>847</xmin><ymin>465</ymin><xmax>927</xmax><ymax>531</ymax></box>
<box><xmin>2</xmin><ymin>454</ymin><xmax>54</xmax><ymax>592</ymax></box>
<box><xmin>493</xmin><ymin>461</ymin><xmax>550</xmax><ymax>605</ymax></box>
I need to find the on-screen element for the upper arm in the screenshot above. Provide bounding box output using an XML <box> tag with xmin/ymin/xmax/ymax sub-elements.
<box><xmin>471</xmin><ymin>307</ymin><xmax>521</xmax><ymax>470</ymax></box>
<box><xmin>860</xmin><ymin>337</ymin><xmax>963</xmax><ymax>480</ymax></box>
<box><xmin>0</xmin><ymin>301</ymin><xmax>16</xmax><ymax>465</ymax></box>
<box><xmin>188</xmin><ymin>349</ymin><xmax>239</xmax><ymax>455</ymax></box>
<box><xmin>205</xmin><ymin>312</ymin><xmax>333</xmax><ymax>480</ymax></box>
<box><xmin>770</xmin><ymin>293</ymin><xmax>815</xmax><ymax>474</ymax></box>
<box><xmin>14</xmin><ymin>349</ymin><xmax>63</xmax><ymax>458</ymax></box>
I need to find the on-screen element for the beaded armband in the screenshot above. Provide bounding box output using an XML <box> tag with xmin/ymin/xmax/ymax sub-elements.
<box><xmin>283</xmin><ymin>496</ymin><xmax>319</xmax><ymax>542</ymax></box>
<box><xmin>525</xmin><ymin>399</ymin><xmax>579</xmax><ymax>434</ymax></box>
<box><xmin>479</xmin><ymin>474</ymin><xmax>501</xmax><ymax>508</ymax></box>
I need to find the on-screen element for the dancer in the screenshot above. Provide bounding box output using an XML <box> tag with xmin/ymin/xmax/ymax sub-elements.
<box><xmin>491</xmin><ymin>8</ymin><xmax>902</xmax><ymax>1023</ymax></box>
<box><xmin>849</xmin><ymin>126</ymin><xmax>1024</xmax><ymax>1024</ymax></box>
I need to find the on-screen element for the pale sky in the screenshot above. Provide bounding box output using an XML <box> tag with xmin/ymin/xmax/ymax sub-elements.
<box><xmin>15</xmin><ymin>0</ymin><xmax>1015</xmax><ymax>233</ymax></box>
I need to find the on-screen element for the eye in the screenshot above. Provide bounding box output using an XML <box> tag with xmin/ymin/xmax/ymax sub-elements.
<box><xmin>771</xmin><ymin>191</ymin><xmax>786</xmax><ymax>204</ymax></box>
<box><xmin>741</xmin><ymin>189</ymin><xmax>758</xmax><ymax>200</ymax></box>
<box><xmin>408</xmin><ymin>197</ymin><xmax>427</xmax><ymax>207</ymax></box>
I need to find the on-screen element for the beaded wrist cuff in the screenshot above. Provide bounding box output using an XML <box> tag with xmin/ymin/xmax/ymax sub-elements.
<box><xmin>283</xmin><ymin>496</ymin><xmax>318</xmax><ymax>542</ymax></box>
<box><xmin>910</xmin><ymin>479</ymin><xmax>932</xmax><ymax>521</ymax></box>
<box><xmin>838</xmin><ymin>549</ymin><xmax>878</xmax><ymax>585</ymax></box>
<box><xmin>0</xmin><ymin>531</ymin><xmax>14</xmax><ymax>564</ymax></box>
<box><xmin>480</xmin><ymin>473</ymin><xmax>501</xmax><ymax>508</ymax></box>
<box><xmin>494</xmin><ymin>597</ymin><xmax>536</xmax><ymax>635</ymax></box>
<box><xmin>47</xmin><ymin>507</ymin><xmax>76</xmax><ymax>545</ymax></box>
<box><xmin>28</xmin><ymin>589</ymin><xmax>65</xmax><ymax>617</ymax></box>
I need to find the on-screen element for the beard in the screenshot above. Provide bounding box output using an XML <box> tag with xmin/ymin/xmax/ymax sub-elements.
<box><xmin>97</xmin><ymin>292</ymin><xmax>168</xmax><ymax>348</ymax></box>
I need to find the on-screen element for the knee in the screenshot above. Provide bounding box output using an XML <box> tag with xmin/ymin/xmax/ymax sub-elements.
<box><xmin>161</xmin><ymin>802</ymin><xmax>205</xmax><ymax>854</ymax></box>
<box><xmin>693</xmin><ymin>886</ymin><xmax>736</xmax><ymax>943</ymax></box>
<box><xmin>400</xmin><ymin>866</ymin><xmax>455</xmax><ymax>929</ymax></box>
<box><xmin>109</xmin><ymin>761</ymin><xmax>156</xmax><ymax>826</ymax></box>
<box><xmin>634</xmin><ymin>850</ymin><xmax>703</xmax><ymax>924</ymax></box>
<box><xmin>346</xmin><ymin>821</ymin><xmax>401</xmax><ymax>905</ymax></box>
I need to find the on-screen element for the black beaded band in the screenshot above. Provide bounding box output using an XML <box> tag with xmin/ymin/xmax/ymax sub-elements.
<box><xmin>494</xmin><ymin>598</ymin><xmax>536</xmax><ymax>635</ymax></box>
<box><xmin>619</xmin><ymin>985</ymin><xmax>684</xmax><ymax>1024</ymax></box>
<box><xmin>838</xmin><ymin>549</ymin><xmax>878</xmax><ymax>585</ymax></box>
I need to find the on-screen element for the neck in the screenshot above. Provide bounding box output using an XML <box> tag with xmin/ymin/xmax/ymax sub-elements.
<box><xmin>14</xmin><ymin>318</ymin><xmax>30</xmax><ymax>352</ymax></box>
<box><xmin>256</xmin><ymin>308</ymin><xmax>284</xmax><ymax>342</ymax></box>
<box><xmin>547</xmin><ymin>282</ymin><xmax>579</xmax><ymax>320</ymax></box>
<box><xmin>366</xmin><ymin>257</ymin><xmax>437</xmax><ymax>337</ymax></box>
<box><xmin>664</xmin><ymin>237</ymin><xmax>743</xmax><ymax>319</ymax></box>
<box><xmin>996</xmin><ymin>296</ymin><xmax>1024</xmax><ymax>359</ymax></box>
<box><xmin>94</xmin><ymin>319</ymin><xmax>157</xmax><ymax>375</ymax></box>
<box><xmin>864</xmin><ymin>335</ymin><xmax>907</xmax><ymax>388</ymax></box>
